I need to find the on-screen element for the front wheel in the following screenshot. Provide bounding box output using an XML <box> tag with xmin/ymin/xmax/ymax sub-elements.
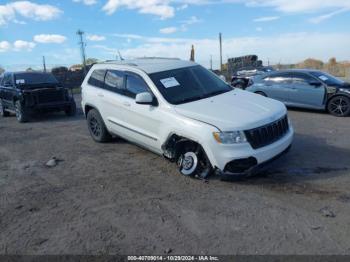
<box><xmin>177</xmin><ymin>144</ymin><xmax>212</xmax><ymax>179</ymax></box>
<box><xmin>327</xmin><ymin>96</ymin><xmax>350</xmax><ymax>117</ymax></box>
<box><xmin>86</xmin><ymin>109</ymin><xmax>111</xmax><ymax>142</ymax></box>
<box><xmin>0</xmin><ymin>99</ymin><xmax>10</xmax><ymax>117</ymax></box>
<box><xmin>15</xmin><ymin>101</ymin><xmax>29</xmax><ymax>123</ymax></box>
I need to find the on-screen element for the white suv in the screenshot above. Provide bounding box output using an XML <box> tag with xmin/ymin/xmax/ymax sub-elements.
<box><xmin>81</xmin><ymin>58</ymin><xmax>293</xmax><ymax>178</ymax></box>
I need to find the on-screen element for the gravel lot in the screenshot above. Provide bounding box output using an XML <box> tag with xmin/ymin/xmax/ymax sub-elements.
<box><xmin>0</xmin><ymin>94</ymin><xmax>350</xmax><ymax>255</ymax></box>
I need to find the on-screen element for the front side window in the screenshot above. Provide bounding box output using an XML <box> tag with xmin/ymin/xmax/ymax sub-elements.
<box><xmin>125</xmin><ymin>73</ymin><xmax>149</xmax><ymax>98</ymax></box>
<box><xmin>88</xmin><ymin>70</ymin><xmax>106</xmax><ymax>88</ymax></box>
<box><xmin>104</xmin><ymin>70</ymin><xmax>124</xmax><ymax>93</ymax></box>
<box><xmin>149</xmin><ymin>65</ymin><xmax>232</xmax><ymax>105</ymax></box>
<box><xmin>291</xmin><ymin>73</ymin><xmax>316</xmax><ymax>85</ymax></box>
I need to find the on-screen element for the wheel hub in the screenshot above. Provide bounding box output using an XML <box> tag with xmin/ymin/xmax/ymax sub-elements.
<box><xmin>179</xmin><ymin>152</ymin><xmax>198</xmax><ymax>176</ymax></box>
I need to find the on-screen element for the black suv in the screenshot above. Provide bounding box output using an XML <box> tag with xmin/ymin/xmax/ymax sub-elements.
<box><xmin>0</xmin><ymin>71</ymin><xmax>76</xmax><ymax>123</ymax></box>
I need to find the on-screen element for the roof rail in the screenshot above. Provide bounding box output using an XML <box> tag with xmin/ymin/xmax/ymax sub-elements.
<box><xmin>136</xmin><ymin>57</ymin><xmax>181</xmax><ymax>60</ymax></box>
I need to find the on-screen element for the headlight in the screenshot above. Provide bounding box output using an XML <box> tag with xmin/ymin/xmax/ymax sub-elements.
<box><xmin>213</xmin><ymin>131</ymin><xmax>247</xmax><ymax>144</ymax></box>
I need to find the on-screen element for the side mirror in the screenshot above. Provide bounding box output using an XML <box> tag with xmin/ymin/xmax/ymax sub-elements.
<box><xmin>135</xmin><ymin>92</ymin><xmax>156</xmax><ymax>105</ymax></box>
<box><xmin>309</xmin><ymin>81</ymin><xmax>322</xmax><ymax>87</ymax></box>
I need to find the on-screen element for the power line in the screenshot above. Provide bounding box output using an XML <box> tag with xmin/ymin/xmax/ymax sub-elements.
<box><xmin>77</xmin><ymin>29</ymin><xmax>87</xmax><ymax>75</ymax></box>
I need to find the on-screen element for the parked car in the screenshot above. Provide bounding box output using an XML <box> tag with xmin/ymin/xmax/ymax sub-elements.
<box><xmin>81</xmin><ymin>58</ymin><xmax>293</xmax><ymax>179</ymax></box>
<box><xmin>0</xmin><ymin>71</ymin><xmax>76</xmax><ymax>122</ymax></box>
<box><xmin>247</xmin><ymin>69</ymin><xmax>350</xmax><ymax>117</ymax></box>
<box><xmin>231</xmin><ymin>66</ymin><xmax>275</xmax><ymax>89</ymax></box>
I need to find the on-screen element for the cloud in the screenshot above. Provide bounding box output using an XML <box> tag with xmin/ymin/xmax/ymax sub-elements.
<box><xmin>0</xmin><ymin>41</ymin><xmax>11</xmax><ymax>52</ymax></box>
<box><xmin>244</xmin><ymin>0</ymin><xmax>350</xmax><ymax>13</ymax></box>
<box><xmin>13</xmin><ymin>40</ymin><xmax>36</xmax><ymax>51</ymax></box>
<box><xmin>73</xmin><ymin>0</ymin><xmax>97</xmax><ymax>5</ymax></box>
<box><xmin>34</xmin><ymin>34</ymin><xmax>67</xmax><ymax>44</ymax></box>
<box><xmin>0</xmin><ymin>1</ymin><xmax>62</xmax><ymax>26</ymax></box>
<box><xmin>160</xmin><ymin>27</ymin><xmax>178</xmax><ymax>34</ymax></box>
<box><xmin>253</xmin><ymin>16</ymin><xmax>280</xmax><ymax>22</ymax></box>
<box><xmin>86</xmin><ymin>34</ymin><xmax>106</xmax><ymax>41</ymax></box>
<box><xmin>102</xmin><ymin>0</ymin><xmax>174</xmax><ymax>19</ymax></box>
<box><xmin>100</xmin><ymin>32</ymin><xmax>350</xmax><ymax>68</ymax></box>
<box><xmin>309</xmin><ymin>8</ymin><xmax>350</xmax><ymax>24</ymax></box>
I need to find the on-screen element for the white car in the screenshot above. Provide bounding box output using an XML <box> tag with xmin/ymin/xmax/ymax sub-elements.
<box><xmin>81</xmin><ymin>58</ymin><xmax>293</xmax><ymax>178</ymax></box>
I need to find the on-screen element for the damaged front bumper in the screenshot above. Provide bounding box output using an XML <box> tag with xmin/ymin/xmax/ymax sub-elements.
<box><xmin>216</xmin><ymin>144</ymin><xmax>292</xmax><ymax>179</ymax></box>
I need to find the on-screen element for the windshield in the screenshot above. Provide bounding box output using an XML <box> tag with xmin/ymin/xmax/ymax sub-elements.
<box><xmin>309</xmin><ymin>71</ymin><xmax>345</xmax><ymax>86</ymax></box>
<box><xmin>14</xmin><ymin>73</ymin><xmax>59</xmax><ymax>86</ymax></box>
<box><xmin>149</xmin><ymin>65</ymin><xmax>232</xmax><ymax>105</ymax></box>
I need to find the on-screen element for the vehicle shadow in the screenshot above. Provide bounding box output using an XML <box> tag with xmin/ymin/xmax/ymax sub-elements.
<box><xmin>215</xmin><ymin>132</ymin><xmax>350</xmax><ymax>184</ymax></box>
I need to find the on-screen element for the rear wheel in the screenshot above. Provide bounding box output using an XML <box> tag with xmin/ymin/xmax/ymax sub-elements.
<box><xmin>255</xmin><ymin>91</ymin><xmax>267</xmax><ymax>97</ymax></box>
<box><xmin>327</xmin><ymin>96</ymin><xmax>350</xmax><ymax>117</ymax></box>
<box><xmin>87</xmin><ymin>109</ymin><xmax>111</xmax><ymax>142</ymax></box>
<box><xmin>0</xmin><ymin>99</ymin><xmax>10</xmax><ymax>117</ymax></box>
<box><xmin>177</xmin><ymin>143</ymin><xmax>212</xmax><ymax>178</ymax></box>
<box><xmin>15</xmin><ymin>101</ymin><xmax>29</xmax><ymax>123</ymax></box>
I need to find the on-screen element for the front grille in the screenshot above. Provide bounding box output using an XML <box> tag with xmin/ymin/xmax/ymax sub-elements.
<box><xmin>36</xmin><ymin>89</ymin><xmax>66</xmax><ymax>104</ymax></box>
<box><xmin>244</xmin><ymin>115</ymin><xmax>289</xmax><ymax>149</ymax></box>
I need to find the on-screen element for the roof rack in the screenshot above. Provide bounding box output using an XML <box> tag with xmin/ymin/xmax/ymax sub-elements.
<box><xmin>136</xmin><ymin>57</ymin><xmax>181</xmax><ymax>60</ymax></box>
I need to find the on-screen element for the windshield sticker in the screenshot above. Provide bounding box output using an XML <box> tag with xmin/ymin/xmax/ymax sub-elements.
<box><xmin>16</xmin><ymin>79</ymin><xmax>25</xmax><ymax>84</ymax></box>
<box><xmin>319</xmin><ymin>76</ymin><xmax>328</xmax><ymax>81</ymax></box>
<box><xmin>160</xmin><ymin>77</ymin><xmax>180</xmax><ymax>88</ymax></box>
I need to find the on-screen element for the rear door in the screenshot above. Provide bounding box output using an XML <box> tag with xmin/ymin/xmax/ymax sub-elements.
<box><xmin>261</xmin><ymin>72</ymin><xmax>292</xmax><ymax>102</ymax></box>
<box><xmin>287</xmin><ymin>72</ymin><xmax>325</xmax><ymax>108</ymax></box>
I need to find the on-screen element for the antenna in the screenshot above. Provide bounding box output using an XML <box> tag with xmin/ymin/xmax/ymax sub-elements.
<box><xmin>42</xmin><ymin>56</ymin><xmax>46</xmax><ymax>72</ymax></box>
<box><xmin>77</xmin><ymin>30</ymin><xmax>87</xmax><ymax>75</ymax></box>
<box><xmin>118</xmin><ymin>50</ymin><xmax>124</xmax><ymax>61</ymax></box>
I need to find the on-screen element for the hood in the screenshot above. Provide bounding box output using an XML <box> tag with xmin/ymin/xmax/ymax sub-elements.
<box><xmin>174</xmin><ymin>89</ymin><xmax>287</xmax><ymax>131</ymax></box>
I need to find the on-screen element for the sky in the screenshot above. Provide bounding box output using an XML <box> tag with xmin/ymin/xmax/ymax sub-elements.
<box><xmin>1</xmin><ymin>0</ymin><xmax>350</xmax><ymax>71</ymax></box>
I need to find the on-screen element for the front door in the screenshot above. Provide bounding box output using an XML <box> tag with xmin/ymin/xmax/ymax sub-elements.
<box><xmin>287</xmin><ymin>73</ymin><xmax>325</xmax><ymax>108</ymax></box>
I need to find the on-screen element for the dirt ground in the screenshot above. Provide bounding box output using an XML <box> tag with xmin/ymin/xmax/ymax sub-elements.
<box><xmin>0</xmin><ymin>94</ymin><xmax>350</xmax><ymax>255</ymax></box>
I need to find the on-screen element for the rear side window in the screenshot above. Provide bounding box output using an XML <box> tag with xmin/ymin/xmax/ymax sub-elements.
<box><xmin>88</xmin><ymin>70</ymin><xmax>106</xmax><ymax>88</ymax></box>
<box><xmin>264</xmin><ymin>73</ymin><xmax>291</xmax><ymax>84</ymax></box>
<box><xmin>3</xmin><ymin>73</ymin><xmax>13</xmax><ymax>86</ymax></box>
<box><xmin>104</xmin><ymin>70</ymin><xmax>124</xmax><ymax>93</ymax></box>
<box><xmin>125</xmin><ymin>73</ymin><xmax>149</xmax><ymax>98</ymax></box>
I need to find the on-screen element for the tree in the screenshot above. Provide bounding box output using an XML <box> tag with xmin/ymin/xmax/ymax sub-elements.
<box><xmin>297</xmin><ymin>58</ymin><xmax>324</xmax><ymax>70</ymax></box>
<box><xmin>86</xmin><ymin>58</ymin><xmax>99</xmax><ymax>65</ymax></box>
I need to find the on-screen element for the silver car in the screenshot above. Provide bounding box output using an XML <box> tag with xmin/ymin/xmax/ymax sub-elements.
<box><xmin>246</xmin><ymin>69</ymin><xmax>350</xmax><ymax>117</ymax></box>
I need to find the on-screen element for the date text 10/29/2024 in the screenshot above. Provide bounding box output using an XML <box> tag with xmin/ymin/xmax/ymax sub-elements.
<box><xmin>127</xmin><ymin>256</ymin><xmax>219</xmax><ymax>261</ymax></box>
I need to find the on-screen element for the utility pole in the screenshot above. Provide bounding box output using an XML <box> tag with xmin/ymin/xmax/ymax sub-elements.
<box><xmin>42</xmin><ymin>56</ymin><xmax>46</xmax><ymax>72</ymax></box>
<box><xmin>210</xmin><ymin>55</ymin><xmax>213</xmax><ymax>70</ymax></box>
<box><xmin>77</xmin><ymin>30</ymin><xmax>87</xmax><ymax>75</ymax></box>
<box><xmin>219</xmin><ymin>33</ymin><xmax>223</xmax><ymax>72</ymax></box>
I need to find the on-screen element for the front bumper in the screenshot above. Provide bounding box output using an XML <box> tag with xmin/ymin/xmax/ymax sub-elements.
<box><xmin>216</xmin><ymin>144</ymin><xmax>291</xmax><ymax>178</ymax></box>
<box><xmin>206</xmin><ymin>127</ymin><xmax>293</xmax><ymax>178</ymax></box>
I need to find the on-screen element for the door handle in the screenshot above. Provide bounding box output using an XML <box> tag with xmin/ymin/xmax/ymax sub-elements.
<box><xmin>123</xmin><ymin>102</ymin><xmax>131</xmax><ymax>107</ymax></box>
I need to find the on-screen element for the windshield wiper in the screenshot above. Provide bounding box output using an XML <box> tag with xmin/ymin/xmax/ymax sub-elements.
<box><xmin>177</xmin><ymin>95</ymin><xmax>204</xmax><ymax>104</ymax></box>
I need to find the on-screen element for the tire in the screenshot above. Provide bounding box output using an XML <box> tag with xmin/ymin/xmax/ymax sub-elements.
<box><xmin>177</xmin><ymin>143</ymin><xmax>212</xmax><ymax>178</ymax></box>
<box><xmin>65</xmin><ymin>100</ymin><xmax>77</xmax><ymax>116</ymax></box>
<box><xmin>327</xmin><ymin>96</ymin><xmax>350</xmax><ymax>117</ymax></box>
<box><xmin>0</xmin><ymin>99</ymin><xmax>10</xmax><ymax>117</ymax></box>
<box><xmin>86</xmin><ymin>109</ymin><xmax>111</xmax><ymax>142</ymax></box>
<box><xmin>256</xmin><ymin>91</ymin><xmax>267</xmax><ymax>97</ymax></box>
<box><xmin>15</xmin><ymin>100</ymin><xmax>29</xmax><ymax>123</ymax></box>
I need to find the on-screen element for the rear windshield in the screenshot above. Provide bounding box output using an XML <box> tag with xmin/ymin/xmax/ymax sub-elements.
<box><xmin>149</xmin><ymin>65</ymin><xmax>232</xmax><ymax>105</ymax></box>
<box><xmin>14</xmin><ymin>73</ymin><xmax>59</xmax><ymax>85</ymax></box>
